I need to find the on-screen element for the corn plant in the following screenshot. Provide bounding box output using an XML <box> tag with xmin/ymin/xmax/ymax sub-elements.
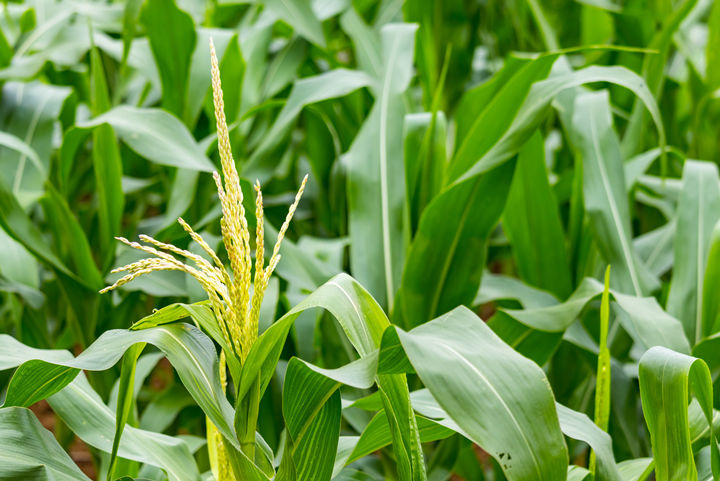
<box><xmin>1</xmin><ymin>0</ymin><xmax>720</xmax><ymax>480</ymax></box>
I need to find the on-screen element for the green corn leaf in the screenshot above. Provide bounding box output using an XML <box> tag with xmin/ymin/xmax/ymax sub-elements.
<box><xmin>573</xmin><ymin>90</ymin><xmax>657</xmax><ymax>296</ymax></box>
<box><xmin>701</xmin><ymin>220</ymin><xmax>720</xmax><ymax>337</ymax></box>
<box><xmin>60</xmin><ymin>106</ymin><xmax>215</xmax><ymax>183</ymax></box>
<box><xmin>475</xmin><ymin>271</ymin><xmax>559</xmax><ymax>309</ymax></box>
<box><xmin>487</xmin><ymin>276</ymin><xmax>690</xmax><ymax>364</ymax></box>
<box><xmin>667</xmin><ymin>160</ymin><xmax>720</xmax><ymax>344</ymax></box>
<box><xmin>0</xmin><ymin>260</ymin><xmax>46</xmax><ymax>309</ymax></box>
<box><xmin>709</xmin><ymin>0</ymin><xmax>720</xmax><ymax>90</ymax></box>
<box><xmin>48</xmin><ymin>375</ymin><xmax>201</xmax><ymax>481</ymax></box>
<box><xmin>403</xmin><ymin>111</ymin><xmax>447</xmax><ymax>234</ymax></box>
<box><xmin>0</xmin><ymin>130</ymin><xmax>44</xmax><ymax>181</ymax></box>
<box><xmin>3</xmin><ymin>360</ymin><xmax>76</xmax><ymax>407</ymax></box>
<box><xmin>0</xmin><ymin>324</ymin><xmax>237</xmax><ymax>451</ymax></box>
<box><xmin>40</xmin><ymin>182</ymin><xmax>104</xmax><ymax>291</ymax></box>
<box><xmin>450</xmin><ymin>55</ymin><xmax>558</xmax><ymax>181</ymax></box>
<box><xmin>0</xmin><ymin>81</ymin><xmax>72</xmax><ymax>205</ymax></box>
<box><xmin>89</xmin><ymin>44</ymin><xmax>124</xmax><ymax>270</ymax></box>
<box><xmin>394</xmin><ymin>306</ymin><xmax>569</xmax><ymax>480</ymax></box>
<box><xmin>621</xmin><ymin>0</ymin><xmax>698</xmax><ymax>159</ymax></box>
<box><xmin>556</xmin><ymin>404</ymin><xmax>621</xmax><ymax>481</ymax></box>
<box><xmin>0</xmin><ymin>172</ymin><xmax>82</xmax><ymax>287</ymax></box>
<box><xmin>589</xmin><ymin>266</ymin><xmax>612</xmax><ymax>476</ymax></box>
<box><xmin>276</xmin><ymin>358</ymin><xmax>351</xmax><ymax>481</ymax></box>
<box><xmin>450</xmin><ymin>64</ymin><xmax>665</xmax><ymax>184</ymax></box>
<box><xmin>346</xmin><ymin>23</ymin><xmax>418</xmax><ymax>310</ymax></box>
<box><xmin>392</xmin><ymin>55</ymin><xmax>555</xmax><ymax>331</ymax></box>
<box><xmin>394</xmin><ymin>160</ymin><xmax>515</xmax><ymax>329</ymax></box>
<box><xmin>140</xmin><ymin>0</ymin><xmax>196</xmax><ymax>118</ymax></box>
<box><xmin>638</xmin><ymin>346</ymin><xmax>720</xmax><ymax>480</ymax></box>
<box><xmin>617</xmin><ymin>458</ymin><xmax>654</xmax><ymax>481</ymax></box>
<box><xmin>405</xmin><ymin>388</ymin><xmax>622</xmax><ymax>481</ymax></box>
<box><xmin>239</xmin><ymin>273</ymin><xmax>426</xmax><ymax>481</ymax></box>
<box><xmin>503</xmin><ymin>131</ymin><xmax>572</xmax><ymax>298</ymax></box>
<box><xmin>247</xmin><ymin>68</ymin><xmax>372</xmax><ymax>180</ymax></box>
<box><xmin>120</xmin><ymin>0</ymin><xmax>143</xmax><ymax>72</ymax></box>
<box><xmin>107</xmin><ymin>343</ymin><xmax>144</xmax><ymax>481</ymax></box>
<box><xmin>0</xmin><ymin>407</ymin><xmax>92</xmax><ymax>481</ymax></box>
<box><xmin>261</xmin><ymin>38</ymin><xmax>304</xmax><ymax>100</ymax></box>
<box><xmin>130</xmin><ymin>300</ymin><xmax>242</xmax><ymax>382</ymax></box>
<box><xmin>263</xmin><ymin>0</ymin><xmax>326</xmax><ymax>47</ymax></box>
<box><xmin>346</xmin><ymin>413</ymin><xmax>453</xmax><ymax>467</ymax></box>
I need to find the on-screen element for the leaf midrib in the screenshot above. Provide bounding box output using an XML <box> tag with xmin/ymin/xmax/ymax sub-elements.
<box><xmin>588</xmin><ymin>110</ymin><xmax>642</xmax><ymax>296</ymax></box>
<box><xmin>379</xmin><ymin>32</ymin><xmax>403</xmax><ymax>310</ymax></box>
<box><xmin>435</xmin><ymin>342</ymin><xmax>544</xmax><ymax>479</ymax></box>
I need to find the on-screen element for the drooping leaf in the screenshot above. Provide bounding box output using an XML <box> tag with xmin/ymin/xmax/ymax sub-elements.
<box><xmin>49</xmin><ymin>375</ymin><xmax>202</xmax><ymax>481</ymax></box>
<box><xmin>487</xmin><ymin>275</ymin><xmax>690</xmax><ymax>364</ymax></box>
<box><xmin>0</xmin><ymin>407</ymin><xmax>92</xmax><ymax>481</ymax></box>
<box><xmin>239</xmin><ymin>273</ymin><xmax>426</xmax><ymax>481</ymax></box>
<box><xmin>0</xmin><ymin>324</ymin><xmax>236</xmax><ymax>451</ymax></box>
<box><xmin>264</xmin><ymin>0</ymin><xmax>326</xmax><ymax>47</ymax></box>
<box><xmin>556</xmin><ymin>404</ymin><xmax>621</xmax><ymax>481</ymax></box>
<box><xmin>347</xmin><ymin>412</ymin><xmax>453</xmax><ymax>466</ymax></box>
<box><xmin>395</xmin><ymin>306</ymin><xmax>569</xmax><ymax>481</ymax></box>
<box><xmin>61</xmin><ymin>106</ymin><xmax>215</xmax><ymax>183</ymax></box>
<box><xmin>450</xmin><ymin>64</ymin><xmax>665</xmax><ymax>184</ymax></box>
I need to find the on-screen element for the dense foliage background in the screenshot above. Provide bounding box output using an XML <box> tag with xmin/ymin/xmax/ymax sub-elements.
<box><xmin>0</xmin><ymin>0</ymin><xmax>719</xmax><ymax>480</ymax></box>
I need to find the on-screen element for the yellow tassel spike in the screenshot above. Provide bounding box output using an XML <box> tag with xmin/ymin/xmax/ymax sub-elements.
<box><xmin>101</xmin><ymin>41</ymin><xmax>310</xmax><ymax>480</ymax></box>
<box><xmin>101</xmin><ymin>39</ymin><xmax>309</xmax><ymax>361</ymax></box>
<box><xmin>266</xmin><ymin>174</ymin><xmax>308</xmax><ymax>281</ymax></box>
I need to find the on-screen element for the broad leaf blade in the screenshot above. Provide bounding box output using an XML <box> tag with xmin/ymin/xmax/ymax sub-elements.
<box><xmin>574</xmin><ymin>90</ymin><xmax>657</xmax><ymax>296</ymax></box>
<box><xmin>638</xmin><ymin>346</ymin><xmax>720</xmax><ymax>481</ymax></box>
<box><xmin>0</xmin><ymin>407</ymin><xmax>92</xmax><ymax>481</ymax></box>
<box><xmin>667</xmin><ymin>160</ymin><xmax>720</xmax><ymax>343</ymax></box>
<box><xmin>140</xmin><ymin>0</ymin><xmax>195</xmax><ymax>118</ymax></box>
<box><xmin>346</xmin><ymin>23</ymin><xmax>417</xmax><ymax>310</ymax></box>
<box><xmin>503</xmin><ymin>131</ymin><xmax>571</xmax><ymax>298</ymax></box>
<box><xmin>396</xmin><ymin>306</ymin><xmax>569</xmax><ymax>481</ymax></box>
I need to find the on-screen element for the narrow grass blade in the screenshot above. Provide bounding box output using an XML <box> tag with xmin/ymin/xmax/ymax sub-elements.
<box><xmin>107</xmin><ymin>343</ymin><xmax>144</xmax><ymax>481</ymax></box>
<box><xmin>589</xmin><ymin>266</ymin><xmax>612</xmax><ymax>476</ymax></box>
<box><xmin>89</xmin><ymin>45</ymin><xmax>124</xmax><ymax>270</ymax></box>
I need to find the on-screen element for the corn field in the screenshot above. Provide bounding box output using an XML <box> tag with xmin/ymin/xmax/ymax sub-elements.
<box><xmin>0</xmin><ymin>0</ymin><xmax>719</xmax><ymax>480</ymax></box>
